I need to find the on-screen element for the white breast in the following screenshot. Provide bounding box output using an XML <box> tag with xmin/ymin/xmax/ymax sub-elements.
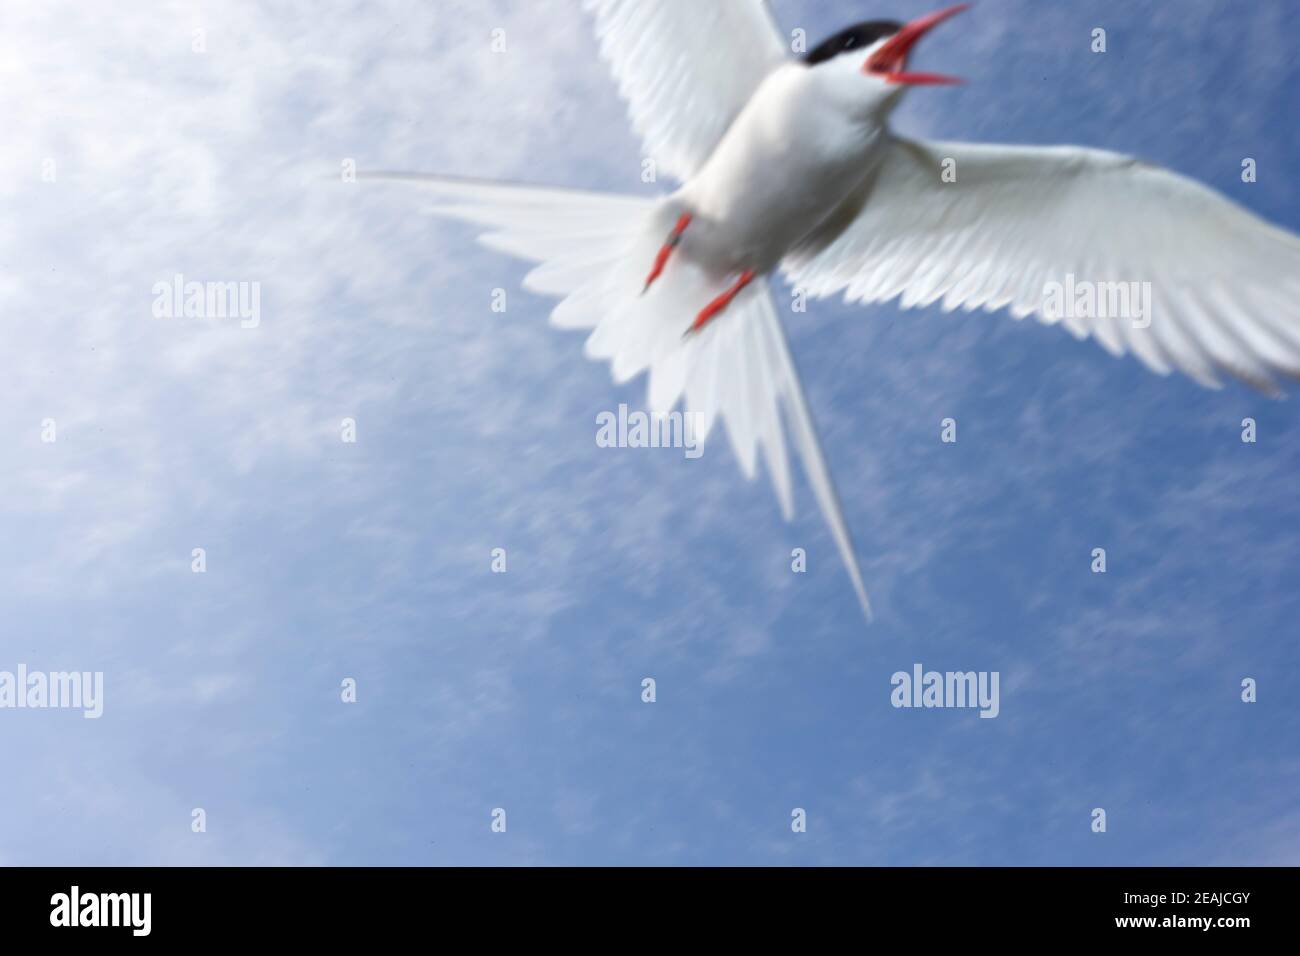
<box><xmin>677</xmin><ymin>63</ymin><xmax>887</xmax><ymax>275</ymax></box>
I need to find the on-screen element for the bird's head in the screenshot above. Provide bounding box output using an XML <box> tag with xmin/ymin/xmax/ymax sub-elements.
<box><xmin>803</xmin><ymin>4</ymin><xmax>970</xmax><ymax>115</ymax></box>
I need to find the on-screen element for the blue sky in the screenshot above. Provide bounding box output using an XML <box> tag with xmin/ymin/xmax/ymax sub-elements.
<box><xmin>1</xmin><ymin>0</ymin><xmax>1297</xmax><ymax>865</ymax></box>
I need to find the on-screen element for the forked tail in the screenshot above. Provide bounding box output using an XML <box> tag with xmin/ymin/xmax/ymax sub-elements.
<box><xmin>362</xmin><ymin>172</ymin><xmax>873</xmax><ymax>621</ymax></box>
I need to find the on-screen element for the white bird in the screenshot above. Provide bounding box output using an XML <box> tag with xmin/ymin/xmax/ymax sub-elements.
<box><xmin>366</xmin><ymin>2</ymin><xmax>1300</xmax><ymax>622</ymax></box>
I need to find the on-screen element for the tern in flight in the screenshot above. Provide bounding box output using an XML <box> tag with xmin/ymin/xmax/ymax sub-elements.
<box><xmin>366</xmin><ymin>2</ymin><xmax>1300</xmax><ymax>621</ymax></box>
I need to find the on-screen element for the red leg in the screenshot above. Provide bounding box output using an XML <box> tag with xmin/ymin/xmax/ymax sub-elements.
<box><xmin>684</xmin><ymin>270</ymin><xmax>756</xmax><ymax>338</ymax></box>
<box><xmin>642</xmin><ymin>213</ymin><xmax>692</xmax><ymax>294</ymax></box>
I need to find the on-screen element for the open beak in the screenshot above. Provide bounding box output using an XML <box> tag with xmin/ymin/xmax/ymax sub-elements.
<box><xmin>864</xmin><ymin>3</ymin><xmax>970</xmax><ymax>85</ymax></box>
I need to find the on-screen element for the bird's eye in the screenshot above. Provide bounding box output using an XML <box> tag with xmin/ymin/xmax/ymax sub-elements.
<box><xmin>803</xmin><ymin>21</ymin><xmax>901</xmax><ymax>66</ymax></box>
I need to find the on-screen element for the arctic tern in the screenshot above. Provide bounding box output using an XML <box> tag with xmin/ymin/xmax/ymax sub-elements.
<box><xmin>365</xmin><ymin>2</ymin><xmax>1300</xmax><ymax>621</ymax></box>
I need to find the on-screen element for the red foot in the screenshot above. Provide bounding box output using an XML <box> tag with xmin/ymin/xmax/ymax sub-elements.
<box><xmin>684</xmin><ymin>270</ymin><xmax>756</xmax><ymax>338</ymax></box>
<box><xmin>642</xmin><ymin>214</ymin><xmax>692</xmax><ymax>294</ymax></box>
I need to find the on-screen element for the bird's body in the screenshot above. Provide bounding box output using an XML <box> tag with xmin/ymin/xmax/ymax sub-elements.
<box><xmin>366</xmin><ymin>2</ymin><xmax>1300</xmax><ymax>622</ymax></box>
<box><xmin>672</xmin><ymin>63</ymin><xmax>889</xmax><ymax>277</ymax></box>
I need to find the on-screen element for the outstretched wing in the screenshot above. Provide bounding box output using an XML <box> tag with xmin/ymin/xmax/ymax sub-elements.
<box><xmin>585</xmin><ymin>0</ymin><xmax>790</xmax><ymax>183</ymax></box>
<box><xmin>784</xmin><ymin>137</ymin><xmax>1300</xmax><ymax>393</ymax></box>
<box><xmin>364</xmin><ymin>173</ymin><xmax>873</xmax><ymax>620</ymax></box>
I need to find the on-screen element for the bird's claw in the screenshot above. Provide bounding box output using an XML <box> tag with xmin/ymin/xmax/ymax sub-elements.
<box><xmin>642</xmin><ymin>213</ymin><xmax>692</xmax><ymax>295</ymax></box>
<box><xmin>682</xmin><ymin>269</ymin><xmax>756</xmax><ymax>341</ymax></box>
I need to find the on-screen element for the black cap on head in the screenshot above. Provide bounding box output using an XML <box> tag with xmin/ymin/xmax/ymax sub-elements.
<box><xmin>803</xmin><ymin>21</ymin><xmax>903</xmax><ymax>66</ymax></box>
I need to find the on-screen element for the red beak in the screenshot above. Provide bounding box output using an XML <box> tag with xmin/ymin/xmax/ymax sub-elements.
<box><xmin>864</xmin><ymin>3</ymin><xmax>970</xmax><ymax>86</ymax></box>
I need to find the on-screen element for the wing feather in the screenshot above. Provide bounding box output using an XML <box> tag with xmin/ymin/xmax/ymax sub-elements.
<box><xmin>784</xmin><ymin>137</ymin><xmax>1300</xmax><ymax>392</ymax></box>
<box><xmin>584</xmin><ymin>0</ymin><xmax>789</xmax><ymax>182</ymax></box>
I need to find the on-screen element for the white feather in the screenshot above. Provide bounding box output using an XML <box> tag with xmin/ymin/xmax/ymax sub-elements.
<box><xmin>583</xmin><ymin>0</ymin><xmax>789</xmax><ymax>183</ymax></box>
<box><xmin>364</xmin><ymin>172</ymin><xmax>873</xmax><ymax>620</ymax></box>
<box><xmin>783</xmin><ymin>137</ymin><xmax>1300</xmax><ymax>392</ymax></box>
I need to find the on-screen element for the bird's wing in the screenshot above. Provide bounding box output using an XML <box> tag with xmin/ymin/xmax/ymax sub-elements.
<box><xmin>584</xmin><ymin>0</ymin><xmax>790</xmax><ymax>183</ymax></box>
<box><xmin>783</xmin><ymin>136</ymin><xmax>1300</xmax><ymax>393</ymax></box>
<box><xmin>364</xmin><ymin>173</ymin><xmax>872</xmax><ymax>620</ymax></box>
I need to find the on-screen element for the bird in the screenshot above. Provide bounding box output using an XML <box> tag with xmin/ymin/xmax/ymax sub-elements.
<box><xmin>364</xmin><ymin>2</ymin><xmax>1300</xmax><ymax>623</ymax></box>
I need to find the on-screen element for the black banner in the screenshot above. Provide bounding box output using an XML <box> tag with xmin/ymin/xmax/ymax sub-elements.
<box><xmin>0</xmin><ymin>866</ymin><xmax>1288</xmax><ymax>942</ymax></box>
